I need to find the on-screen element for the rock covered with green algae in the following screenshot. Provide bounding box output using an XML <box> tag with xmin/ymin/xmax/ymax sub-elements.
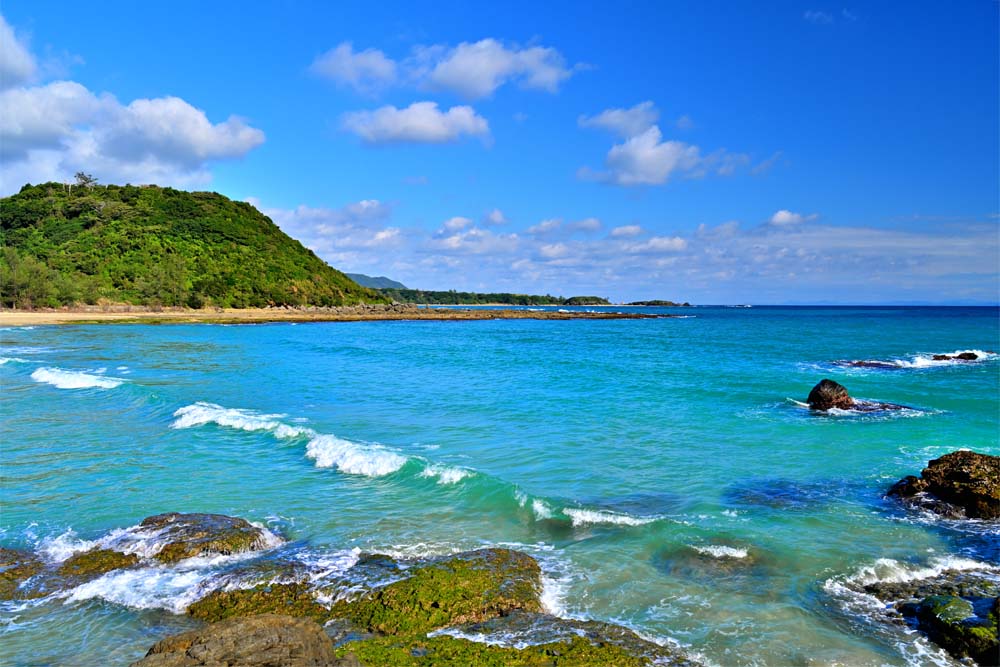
<box><xmin>0</xmin><ymin>547</ymin><xmax>45</xmax><ymax>600</ymax></box>
<box><xmin>331</xmin><ymin>548</ymin><xmax>543</xmax><ymax>635</ymax></box>
<box><xmin>56</xmin><ymin>548</ymin><xmax>139</xmax><ymax>585</ymax></box>
<box><xmin>898</xmin><ymin>595</ymin><xmax>999</xmax><ymax>666</ymax></box>
<box><xmin>189</xmin><ymin>582</ymin><xmax>331</xmax><ymax>624</ymax></box>
<box><xmin>861</xmin><ymin>570</ymin><xmax>999</xmax><ymax>666</ymax></box>
<box><xmin>141</xmin><ymin>512</ymin><xmax>278</xmax><ymax>563</ymax></box>
<box><xmin>887</xmin><ymin>450</ymin><xmax>1000</xmax><ymax>519</ymax></box>
<box><xmin>130</xmin><ymin>613</ymin><xmax>359</xmax><ymax>667</ymax></box>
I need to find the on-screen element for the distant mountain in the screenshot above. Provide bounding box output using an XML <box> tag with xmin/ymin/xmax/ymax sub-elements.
<box><xmin>346</xmin><ymin>273</ymin><xmax>408</xmax><ymax>290</ymax></box>
<box><xmin>0</xmin><ymin>182</ymin><xmax>387</xmax><ymax>309</ymax></box>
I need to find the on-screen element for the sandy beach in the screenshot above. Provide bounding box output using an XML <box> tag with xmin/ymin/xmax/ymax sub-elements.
<box><xmin>0</xmin><ymin>305</ymin><xmax>657</xmax><ymax>326</ymax></box>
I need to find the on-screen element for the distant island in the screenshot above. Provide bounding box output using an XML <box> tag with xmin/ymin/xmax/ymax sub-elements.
<box><xmin>0</xmin><ymin>181</ymin><xmax>386</xmax><ymax>309</ymax></box>
<box><xmin>375</xmin><ymin>288</ymin><xmax>610</xmax><ymax>306</ymax></box>
<box><xmin>627</xmin><ymin>300</ymin><xmax>691</xmax><ymax>307</ymax></box>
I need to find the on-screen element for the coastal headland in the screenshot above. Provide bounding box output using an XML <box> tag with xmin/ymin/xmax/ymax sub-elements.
<box><xmin>0</xmin><ymin>304</ymin><xmax>663</xmax><ymax>326</ymax></box>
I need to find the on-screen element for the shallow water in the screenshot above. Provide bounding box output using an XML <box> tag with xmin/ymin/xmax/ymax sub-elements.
<box><xmin>1</xmin><ymin>306</ymin><xmax>997</xmax><ymax>666</ymax></box>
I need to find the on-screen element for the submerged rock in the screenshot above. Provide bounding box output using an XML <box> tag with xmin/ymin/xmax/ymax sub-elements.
<box><xmin>130</xmin><ymin>614</ymin><xmax>355</xmax><ymax>667</ymax></box>
<box><xmin>932</xmin><ymin>352</ymin><xmax>979</xmax><ymax>361</ymax></box>
<box><xmin>0</xmin><ymin>548</ymin><xmax>44</xmax><ymax>600</ymax></box>
<box><xmin>887</xmin><ymin>450</ymin><xmax>1000</xmax><ymax>519</ymax></box>
<box><xmin>140</xmin><ymin>512</ymin><xmax>276</xmax><ymax>563</ymax></box>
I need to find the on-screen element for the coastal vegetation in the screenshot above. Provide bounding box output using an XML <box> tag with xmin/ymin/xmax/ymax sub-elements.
<box><xmin>0</xmin><ymin>180</ymin><xmax>386</xmax><ymax>309</ymax></box>
<box><xmin>376</xmin><ymin>288</ymin><xmax>611</xmax><ymax>306</ymax></box>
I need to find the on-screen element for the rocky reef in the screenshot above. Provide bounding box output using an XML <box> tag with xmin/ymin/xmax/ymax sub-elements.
<box><xmin>140</xmin><ymin>512</ymin><xmax>277</xmax><ymax>563</ymax></box>
<box><xmin>887</xmin><ymin>450</ymin><xmax>1000</xmax><ymax>519</ymax></box>
<box><xmin>860</xmin><ymin>570</ymin><xmax>999</xmax><ymax>666</ymax></box>
<box><xmin>805</xmin><ymin>378</ymin><xmax>908</xmax><ymax>412</ymax></box>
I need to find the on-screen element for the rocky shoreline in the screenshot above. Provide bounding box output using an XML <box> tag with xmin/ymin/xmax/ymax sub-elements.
<box><xmin>0</xmin><ymin>304</ymin><xmax>664</xmax><ymax>326</ymax></box>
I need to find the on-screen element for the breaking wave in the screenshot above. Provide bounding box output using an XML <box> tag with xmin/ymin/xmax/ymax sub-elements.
<box><xmin>30</xmin><ymin>367</ymin><xmax>124</xmax><ymax>390</ymax></box>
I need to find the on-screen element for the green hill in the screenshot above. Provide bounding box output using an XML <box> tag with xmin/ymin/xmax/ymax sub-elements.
<box><xmin>0</xmin><ymin>182</ymin><xmax>387</xmax><ymax>309</ymax></box>
<box><xmin>346</xmin><ymin>273</ymin><xmax>408</xmax><ymax>290</ymax></box>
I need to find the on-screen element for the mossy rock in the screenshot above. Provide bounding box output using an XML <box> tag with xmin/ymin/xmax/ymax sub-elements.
<box><xmin>902</xmin><ymin>595</ymin><xmax>999</xmax><ymax>666</ymax></box>
<box><xmin>140</xmin><ymin>512</ymin><xmax>273</xmax><ymax>563</ymax></box>
<box><xmin>330</xmin><ymin>548</ymin><xmax>542</xmax><ymax>635</ymax></box>
<box><xmin>56</xmin><ymin>549</ymin><xmax>139</xmax><ymax>585</ymax></box>
<box><xmin>0</xmin><ymin>547</ymin><xmax>45</xmax><ymax>600</ymax></box>
<box><xmin>188</xmin><ymin>582</ymin><xmax>331</xmax><ymax>624</ymax></box>
<box><xmin>333</xmin><ymin>633</ymin><xmax>652</xmax><ymax>666</ymax></box>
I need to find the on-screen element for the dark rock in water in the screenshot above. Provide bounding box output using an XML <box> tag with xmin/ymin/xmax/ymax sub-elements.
<box><xmin>56</xmin><ymin>548</ymin><xmax>139</xmax><ymax>587</ymax></box>
<box><xmin>899</xmin><ymin>595</ymin><xmax>998</xmax><ymax>666</ymax></box>
<box><xmin>188</xmin><ymin>582</ymin><xmax>331</xmax><ymax>624</ymax></box>
<box><xmin>807</xmin><ymin>379</ymin><xmax>855</xmax><ymax>410</ymax></box>
<box><xmin>887</xmin><ymin>450</ymin><xmax>1000</xmax><ymax>519</ymax></box>
<box><xmin>858</xmin><ymin>569</ymin><xmax>999</xmax><ymax>666</ymax></box>
<box><xmin>840</xmin><ymin>360</ymin><xmax>902</xmax><ymax>370</ymax></box>
<box><xmin>0</xmin><ymin>548</ymin><xmax>44</xmax><ymax>600</ymax></box>
<box><xmin>330</xmin><ymin>547</ymin><xmax>542</xmax><ymax>635</ymax></box>
<box><xmin>933</xmin><ymin>352</ymin><xmax>980</xmax><ymax>361</ymax></box>
<box><xmin>130</xmin><ymin>613</ymin><xmax>355</xmax><ymax>667</ymax></box>
<box><xmin>140</xmin><ymin>512</ymin><xmax>276</xmax><ymax>563</ymax></box>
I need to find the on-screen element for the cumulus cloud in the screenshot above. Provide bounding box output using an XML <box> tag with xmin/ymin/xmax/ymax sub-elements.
<box><xmin>313</xmin><ymin>38</ymin><xmax>577</xmax><ymax>99</ymax></box>
<box><xmin>579</xmin><ymin>104</ymin><xmax>750</xmax><ymax>186</ymax></box>
<box><xmin>0</xmin><ymin>17</ymin><xmax>264</xmax><ymax>193</ymax></box>
<box><xmin>0</xmin><ymin>15</ymin><xmax>35</xmax><ymax>89</ymax></box>
<box><xmin>440</xmin><ymin>216</ymin><xmax>472</xmax><ymax>232</ymax></box>
<box><xmin>341</xmin><ymin>101</ymin><xmax>489</xmax><ymax>145</ymax></box>
<box><xmin>485</xmin><ymin>208</ymin><xmax>507</xmax><ymax>225</ymax></box>
<box><xmin>527</xmin><ymin>218</ymin><xmax>561</xmax><ymax>236</ymax></box>
<box><xmin>568</xmin><ymin>217</ymin><xmax>601</xmax><ymax>232</ymax></box>
<box><xmin>769</xmin><ymin>209</ymin><xmax>819</xmax><ymax>225</ymax></box>
<box><xmin>429</xmin><ymin>226</ymin><xmax>520</xmax><ymax>254</ymax></box>
<box><xmin>309</xmin><ymin>42</ymin><xmax>397</xmax><ymax>93</ymax></box>
<box><xmin>610</xmin><ymin>224</ymin><xmax>643</xmax><ymax>238</ymax></box>
<box><xmin>579</xmin><ymin>101</ymin><xmax>658</xmax><ymax>138</ymax></box>
<box><xmin>804</xmin><ymin>10</ymin><xmax>834</xmax><ymax>24</ymax></box>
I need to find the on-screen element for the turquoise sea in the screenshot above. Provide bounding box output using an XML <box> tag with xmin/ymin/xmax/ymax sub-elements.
<box><xmin>1</xmin><ymin>306</ymin><xmax>998</xmax><ymax>666</ymax></box>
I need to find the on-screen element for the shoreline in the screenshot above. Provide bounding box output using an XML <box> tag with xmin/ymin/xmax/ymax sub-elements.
<box><xmin>0</xmin><ymin>306</ymin><xmax>661</xmax><ymax>326</ymax></box>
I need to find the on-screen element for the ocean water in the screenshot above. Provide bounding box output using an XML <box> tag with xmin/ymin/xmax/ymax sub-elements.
<box><xmin>1</xmin><ymin>306</ymin><xmax>997</xmax><ymax>666</ymax></box>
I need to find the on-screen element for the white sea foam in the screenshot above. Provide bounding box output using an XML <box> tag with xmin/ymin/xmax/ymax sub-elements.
<box><xmin>30</xmin><ymin>367</ymin><xmax>123</xmax><ymax>389</ymax></box>
<box><xmin>532</xmin><ymin>500</ymin><xmax>555</xmax><ymax>520</ymax></box>
<box><xmin>839</xmin><ymin>555</ymin><xmax>998</xmax><ymax>588</ymax></box>
<box><xmin>0</xmin><ymin>357</ymin><xmax>27</xmax><ymax>365</ymax></box>
<box><xmin>89</xmin><ymin>520</ymin><xmax>283</xmax><ymax>560</ymax></box>
<box><xmin>562</xmin><ymin>508</ymin><xmax>659</xmax><ymax>527</ymax></box>
<box><xmin>62</xmin><ymin>558</ymin><xmax>228</xmax><ymax>613</ymax></box>
<box><xmin>171</xmin><ymin>402</ymin><xmax>311</xmax><ymax>439</ymax></box>
<box><xmin>898</xmin><ymin>349</ymin><xmax>997</xmax><ymax>368</ymax></box>
<box><xmin>691</xmin><ymin>545</ymin><xmax>749</xmax><ymax>559</ymax></box>
<box><xmin>36</xmin><ymin>531</ymin><xmax>98</xmax><ymax>563</ymax></box>
<box><xmin>305</xmin><ymin>434</ymin><xmax>407</xmax><ymax>477</ymax></box>
<box><xmin>419</xmin><ymin>464</ymin><xmax>473</xmax><ymax>485</ymax></box>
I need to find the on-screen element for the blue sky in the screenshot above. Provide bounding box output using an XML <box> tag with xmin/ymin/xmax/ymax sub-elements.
<box><xmin>2</xmin><ymin>1</ymin><xmax>997</xmax><ymax>303</ymax></box>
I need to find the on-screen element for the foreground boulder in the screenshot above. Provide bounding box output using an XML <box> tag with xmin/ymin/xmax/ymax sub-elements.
<box><xmin>130</xmin><ymin>614</ymin><xmax>355</xmax><ymax>667</ymax></box>
<box><xmin>860</xmin><ymin>570</ymin><xmax>999</xmax><ymax>666</ymax></box>
<box><xmin>141</xmin><ymin>512</ymin><xmax>276</xmax><ymax>563</ymax></box>
<box><xmin>806</xmin><ymin>379</ymin><xmax>855</xmax><ymax>410</ymax></box>
<box><xmin>887</xmin><ymin>450</ymin><xmax>1000</xmax><ymax>519</ymax></box>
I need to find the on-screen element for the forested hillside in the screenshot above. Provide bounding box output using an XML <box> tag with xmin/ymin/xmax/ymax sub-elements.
<box><xmin>0</xmin><ymin>181</ymin><xmax>386</xmax><ymax>308</ymax></box>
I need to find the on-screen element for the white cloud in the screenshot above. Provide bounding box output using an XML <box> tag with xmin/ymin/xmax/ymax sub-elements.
<box><xmin>578</xmin><ymin>101</ymin><xmax>658</xmax><ymax>138</ymax></box>
<box><xmin>588</xmin><ymin>126</ymin><xmax>703</xmax><ymax>186</ymax></box>
<box><xmin>527</xmin><ymin>218</ymin><xmax>561</xmax><ymax>236</ymax></box>
<box><xmin>429</xmin><ymin>226</ymin><xmax>520</xmax><ymax>254</ymax></box>
<box><xmin>309</xmin><ymin>42</ymin><xmax>397</xmax><ymax>93</ymax></box>
<box><xmin>676</xmin><ymin>115</ymin><xmax>694</xmax><ymax>130</ymax></box>
<box><xmin>312</xmin><ymin>38</ymin><xmax>576</xmax><ymax>100</ymax></box>
<box><xmin>804</xmin><ymin>10</ymin><xmax>834</xmax><ymax>24</ymax></box>
<box><xmin>441</xmin><ymin>216</ymin><xmax>472</xmax><ymax>232</ymax></box>
<box><xmin>0</xmin><ymin>15</ymin><xmax>36</xmax><ymax>89</ymax></box>
<box><xmin>568</xmin><ymin>217</ymin><xmax>601</xmax><ymax>232</ymax></box>
<box><xmin>610</xmin><ymin>224</ymin><xmax>643</xmax><ymax>238</ymax></box>
<box><xmin>341</xmin><ymin>101</ymin><xmax>489</xmax><ymax>145</ymax></box>
<box><xmin>769</xmin><ymin>209</ymin><xmax>819</xmax><ymax>225</ymax></box>
<box><xmin>0</xmin><ymin>18</ymin><xmax>264</xmax><ymax>193</ymax></box>
<box><xmin>629</xmin><ymin>236</ymin><xmax>688</xmax><ymax>252</ymax></box>
<box><xmin>485</xmin><ymin>208</ymin><xmax>507</xmax><ymax>225</ymax></box>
